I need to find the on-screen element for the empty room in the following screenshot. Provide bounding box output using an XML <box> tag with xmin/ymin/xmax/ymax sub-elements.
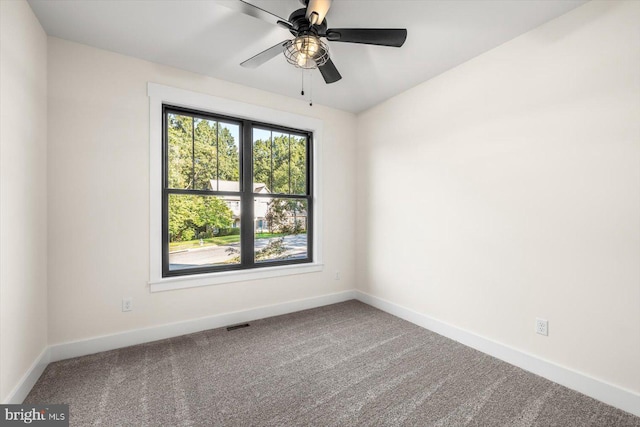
<box><xmin>1</xmin><ymin>0</ymin><xmax>639</xmax><ymax>425</ymax></box>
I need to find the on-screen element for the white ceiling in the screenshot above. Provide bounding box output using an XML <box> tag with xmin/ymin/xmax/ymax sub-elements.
<box><xmin>28</xmin><ymin>0</ymin><xmax>586</xmax><ymax>113</ymax></box>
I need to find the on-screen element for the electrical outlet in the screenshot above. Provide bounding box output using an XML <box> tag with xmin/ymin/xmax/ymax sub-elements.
<box><xmin>335</xmin><ymin>271</ymin><xmax>341</xmax><ymax>281</ymax></box>
<box><xmin>535</xmin><ymin>318</ymin><xmax>548</xmax><ymax>336</ymax></box>
<box><xmin>122</xmin><ymin>297</ymin><xmax>133</xmax><ymax>312</ymax></box>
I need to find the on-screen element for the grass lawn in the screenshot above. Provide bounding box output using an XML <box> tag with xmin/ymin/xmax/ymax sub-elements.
<box><xmin>169</xmin><ymin>233</ymin><xmax>286</xmax><ymax>252</ymax></box>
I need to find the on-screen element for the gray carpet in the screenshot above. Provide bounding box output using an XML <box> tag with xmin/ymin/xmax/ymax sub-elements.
<box><xmin>25</xmin><ymin>300</ymin><xmax>639</xmax><ymax>426</ymax></box>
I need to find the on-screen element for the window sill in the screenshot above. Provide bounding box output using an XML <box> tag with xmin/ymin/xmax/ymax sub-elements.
<box><xmin>149</xmin><ymin>263</ymin><xmax>324</xmax><ymax>293</ymax></box>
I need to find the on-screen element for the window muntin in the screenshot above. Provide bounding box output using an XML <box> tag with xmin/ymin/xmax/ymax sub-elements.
<box><xmin>162</xmin><ymin>105</ymin><xmax>313</xmax><ymax>277</ymax></box>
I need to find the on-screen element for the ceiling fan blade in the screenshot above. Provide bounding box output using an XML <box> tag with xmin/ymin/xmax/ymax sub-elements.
<box><xmin>305</xmin><ymin>0</ymin><xmax>332</xmax><ymax>25</ymax></box>
<box><xmin>217</xmin><ymin>0</ymin><xmax>288</xmax><ymax>27</ymax></box>
<box><xmin>240</xmin><ymin>41</ymin><xmax>288</xmax><ymax>68</ymax></box>
<box><xmin>325</xmin><ymin>28</ymin><xmax>407</xmax><ymax>47</ymax></box>
<box><xmin>318</xmin><ymin>58</ymin><xmax>342</xmax><ymax>84</ymax></box>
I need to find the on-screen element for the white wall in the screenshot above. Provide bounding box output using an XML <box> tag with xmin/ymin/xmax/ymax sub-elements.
<box><xmin>0</xmin><ymin>0</ymin><xmax>48</xmax><ymax>402</ymax></box>
<box><xmin>47</xmin><ymin>38</ymin><xmax>357</xmax><ymax>345</ymax></box>
<box><xmin>356</xmin><ymin>0</ymin><xmax>640</xmax><ymax>394</ymax></box>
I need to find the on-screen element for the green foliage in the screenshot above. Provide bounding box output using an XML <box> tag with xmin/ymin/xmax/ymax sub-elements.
<box><xmin>253</xmin><ymin>132</ymin><xmax>306</xmax><ymax>194</ymax></box>
<box><xmin>216</xmin><ymin>227</ymin><xmax>241</xmax><ymax>236</ymax></box>
<box><xmin>182</xmin><ymin>228</ymin><xmax>195</xmax><ymax>242</ymax></box>
<box><xmin>265</xmin><ymin>198</ymin><xmax>307</xmax><ymax>234</ymax></box>
<box><xmin>167</xmin><ymin>114</ymin><xmax>240</xmax><ymax>190</ymax></box>
<box><xmin>168</xmin><ymin>195</ymin><xmax>234</xmax><ymax>242</ymax></box>
<box><xmin>167</xmin><ymin>114</ymin><xmax>193</xmax><ymax>189</ymax></box>
<box><xmin>167</xmin><ymin>113</ymin><xmax>240</xmax><ymax>242</ymax></box>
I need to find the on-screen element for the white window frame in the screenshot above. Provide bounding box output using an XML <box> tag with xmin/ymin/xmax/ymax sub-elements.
<box><xmin>148</xmin><ymin>83</ymin><xmax>323</xmax><ymax>292</ymax></box>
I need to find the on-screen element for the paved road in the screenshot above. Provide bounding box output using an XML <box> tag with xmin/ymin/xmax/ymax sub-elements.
<box><xmin>169</xmin><ymin>234</ymin><xmax>307</xmax><ymax>270</ymax></box>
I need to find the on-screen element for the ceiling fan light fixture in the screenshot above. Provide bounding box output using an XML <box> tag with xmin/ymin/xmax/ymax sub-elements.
<box><xmin>284</xmin><ymin>35</ymin><xmax>329</xmax><ymax>69</ymax></box>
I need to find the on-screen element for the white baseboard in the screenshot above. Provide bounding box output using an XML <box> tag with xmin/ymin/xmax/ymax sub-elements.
<box><xmin>49</xmin><ymin>290</ymin><xmax>356</xmax><ymax>362</ymax></box>
<box><xmin>3</xmin><ymin>347</ymin><xmax>50</xmax><ymax>404</ymax></box>
<box><xmin>354</xmin><ymin>290</ymin><xmax>640</xmax><ymax>418</ymax></box>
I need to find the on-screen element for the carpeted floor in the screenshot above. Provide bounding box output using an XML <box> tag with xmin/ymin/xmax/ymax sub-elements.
<box><xmin>26</xmin><ymin>300</ymin><xmax>639</xmax><ymax>426</ymax></box>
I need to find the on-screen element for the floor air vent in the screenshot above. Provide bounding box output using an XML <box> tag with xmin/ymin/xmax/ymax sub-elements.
<box><xmin>226</xmin><ymin>323</ymin><xmax>250</xmax><ymax>331</ymax></box>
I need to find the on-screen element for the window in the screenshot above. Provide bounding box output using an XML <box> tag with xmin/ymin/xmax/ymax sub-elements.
<box><xmin>148</xmin><ymin>83</ymin><xmax>322</xmax><ymax>291</ymax></box>
<box><xmin>162</xmin><ymin>105</ymin><xmax>313</xmax><ymax>277</ymax></box>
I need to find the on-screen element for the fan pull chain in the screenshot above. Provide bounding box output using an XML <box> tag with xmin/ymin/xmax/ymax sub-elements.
<box><xmin>309</xmin><ymin>71</ymin><xmax>313</xmax><ymax>106</ymax></box>
<box><xmin>299</xmin><ymin>70</ymin><xmax>313</xmax><ymax>107</ymax></box>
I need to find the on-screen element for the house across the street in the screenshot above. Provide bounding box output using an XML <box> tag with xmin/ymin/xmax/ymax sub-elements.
<box><xmin>210</xmin><ymin>180</ymin><xmax>270</xmax><ymax>231</ymax></box>
<box><xmin>210</xmin><ymin>179</ymin><xmax>307</xmax><ymax>233</ymax></box>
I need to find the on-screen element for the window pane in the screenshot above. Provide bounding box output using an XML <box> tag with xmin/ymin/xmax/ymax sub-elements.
<box><xmin>272</xmin><ymin>132</ymin><xmax>290</xmax><ymax>194</ymax></box>
<box><xmin>168</xmin><ymin>194</ymin><xmax>240</xmax><ymax>271</ymax></box>
<box><xmin>212</xmin><ymin>122</ymin><xmax>241</xmax><ymax>191</ymax></box>
<box><xmin>252</xmin><ymin>128</ymin><xmax>307</xmax><ymax>196</ymax></box>
<box><xmin>255</xmin><ymin>198</ymin><xmax>308</xmax><ymax>263</ymax></box>
<box><xmin>253</xmin><ymin>128</ymin><xmax>272</xmax><ymax>191</ymax></box>
<box><xmin>167</xmin><ymin>114</ymin><xmax>193</xmax><ymax>189</ymax></box>
<box><xmin>290</xmin><ymin>134</ymin><xmax>307</xmax><ymax>195</ymax></box>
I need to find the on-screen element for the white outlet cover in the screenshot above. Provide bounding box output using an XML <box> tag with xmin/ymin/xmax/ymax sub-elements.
<box><xmin>122</xmin><ymin>297</ymin><xmax>133</xmax><ymax>312</ymax></box>
<box><xmin>535</xmin><ymin>318</ymin><xmax>548</xmax><ymax>336</ymax></box>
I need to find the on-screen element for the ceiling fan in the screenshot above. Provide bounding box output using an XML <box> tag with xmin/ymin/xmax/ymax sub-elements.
<box><xmin>225</xmin><ymin>0</ymin><xmax>408</xmax><ymax>84</ymax></box>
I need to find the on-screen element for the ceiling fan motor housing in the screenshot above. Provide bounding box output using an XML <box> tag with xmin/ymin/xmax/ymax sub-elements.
<box><xmin>287</xmin><ymin>8</ymin><xmax>327</xmax><ymax>37</ymax></box>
